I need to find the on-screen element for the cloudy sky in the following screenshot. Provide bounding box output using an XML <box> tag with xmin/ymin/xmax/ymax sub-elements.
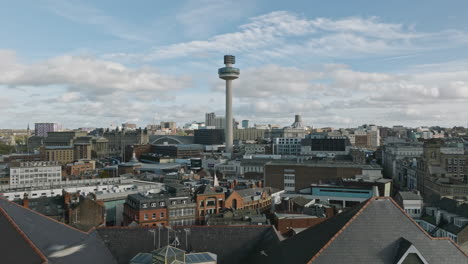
<box><xmin>1</xmin><ymin>0</ymin><xmax>468</xmax><ymax>129</ymax></box>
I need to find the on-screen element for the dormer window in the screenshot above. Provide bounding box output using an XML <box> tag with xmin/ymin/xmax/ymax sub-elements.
<box><xmin>151</xmin><ymin>203</ymin><xmax>156</xmax><ymax>207</ymax></box>
<box><xmin>159</xmin><ymin>201</ymin><xmax>165</xmax><ymax>206</ymax></box>
<box><xmin>142</xmin><ymin>203</ymin><xmax>148</xmax><ymax>208</ymax></box>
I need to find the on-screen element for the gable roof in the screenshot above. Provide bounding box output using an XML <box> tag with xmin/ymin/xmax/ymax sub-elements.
<box><xmin>0</xmin><ymin>198</ymin><xmax>116</xmax><ymax>264</ymax></box>
<box><xmin>250</xmin><ymin>197</ymin><xmax>467</xmax><ymax>264</ymax></box>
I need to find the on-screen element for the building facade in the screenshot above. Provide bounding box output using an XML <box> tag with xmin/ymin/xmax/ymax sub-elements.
<box><xmin>9</xmin><ymin>161</ymin><xmax>61</xmax><ymax>187</ymax></box>
<box><xmin>35</xmin><ymin>123</ymin><xmax>61</xmax><ymax>137</ymax></box>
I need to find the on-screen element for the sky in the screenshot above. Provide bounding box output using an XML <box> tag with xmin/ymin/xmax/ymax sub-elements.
<box><xmin>1</xmin><ymin>0</ymin><xmax>468</xmax><ymax>129</ymax></box>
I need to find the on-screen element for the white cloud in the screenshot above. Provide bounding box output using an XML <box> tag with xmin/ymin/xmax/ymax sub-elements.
<box><xmin>0</xmin><ymin>51</ymin><xmax>191</xmax><ymax>100</ymax></box>
<box><xmin>213</xmin><ymin>64</ymin><xmax>324</xmax><ymax>98</ymax></box>
<box><xmin>107</xmin><ymin>11</ymin><xmax>468</xmax><ymax>63</ymax></box>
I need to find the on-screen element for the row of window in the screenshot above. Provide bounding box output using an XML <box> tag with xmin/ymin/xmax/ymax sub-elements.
<box><xmin>141</xmin><ymin>199</ymin><xmax>189</xmax><ymax>209</ymax></box>
<box><xmin>140</xmin><ymin>212</ymin><xmax>165</xmax><ymax>221</ymax></box>
<box><xmin>169</xmin><ymin>208</ymin><xmax>195</xmax><ymax>217</ymax></box>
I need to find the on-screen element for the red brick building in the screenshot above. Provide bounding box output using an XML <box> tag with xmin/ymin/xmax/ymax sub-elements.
<box><xmin>194</xmin><ymin>185</ymin><xmax>226</xmax><ymax>224</ymax></box>
<box><xmin>65</xmin><ymin>160</ymin><xmax>95</xmax><ymax>176</ymax></box>
<box><xmin>224</xmin><ymin>187</ymin><xmax>275</xmax><ymax>212</ymax></box>
<box><xmin>274</xmin><ymin>213</ymin><xmax>328</xmax><ymax>235</ymax></box>
<box><xmin>123</xmin><ymin>193</ymin><xmax>169</xmax><ymax>227</ymax></box>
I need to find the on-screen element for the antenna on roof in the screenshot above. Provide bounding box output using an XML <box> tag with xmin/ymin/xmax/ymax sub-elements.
<box><xmin>184</xmin><ymin>228</ymin><xmax>190</xmax><ymax>251</ymax></box>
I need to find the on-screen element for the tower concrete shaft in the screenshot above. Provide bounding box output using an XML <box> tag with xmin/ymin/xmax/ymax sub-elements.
<box><xmin>218</xmin><ymin>55</ymin><xmax>239</xmax><ymax>155</ymax></box>
<box><xmin>225</xmin><ymin>79</ymin><xmax>233</xmax><ymax>153</ymax></box>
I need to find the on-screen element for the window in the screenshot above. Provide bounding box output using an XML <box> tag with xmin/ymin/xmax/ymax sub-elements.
<box><xmin>172</xmin><ymin>201</ymin><xmax>177</xmax><ymax>205</ymax></box>
<box><xmin>142</xmin><ymin>203</ymin><xmax>148</xmax><ymax>208</ymax></box>
<box><xmin>160</xmin><ymin>212</ymin><xmax>165</xmax><ymax>218</ymax></box>
<box><xmin>183</xmin><ymin>200</ymin><xmax>187</xmax><ymax>204</ymax></box>
<box><xmin>144</xmin><ymin>214</ymin><xmax>148</xmax><ymax>220</ymax></box>
<box><xmin>152</xmin><ymin>213</ymin><xmax>156</xmax><ymax>219</ymax></box>
<box><xmin>151</xmin><ymin>203</ymin><xmax>156</xmax><ymax>207</ymax></box>
<box><xmin>159</xmin><ymin>201</ymin><xmax>165</xmax><ymax>206</ymax></box>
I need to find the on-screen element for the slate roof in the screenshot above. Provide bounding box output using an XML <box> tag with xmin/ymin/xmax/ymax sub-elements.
<box><xmin>96</xmin><ymin>225</ymin><xmax>280</xmax><ymax>264</ymax></box>
<box><xmin>249</xmin><ymin>197</ymin><xmax>467</xmax><ymax>264</ymax></box>
<box><xmin>0</xmin><ymin>207</ymin><xmax>46</xmax><ymax>264</ymax></box>
<box><xmin>0</xmin><ymin>198</ymin><xmax>117</xmax><ymax>264</ymax></box>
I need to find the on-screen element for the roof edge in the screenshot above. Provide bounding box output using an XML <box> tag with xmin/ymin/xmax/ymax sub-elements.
<box><xmin>306</xmin><ymin>196</ymin><xmax>375</xmax><ymax>263</ymax></box>
<box><xmin>307</xmin><ymin>197</ymin><xmax>468</xmax><ymax>263</ymax></box>
<box><xmin>0</xmin><ymin>207</ymin><xmax>48</xmax><ymax>264</ymax></box>
<box><xmin>387</xmin><ymin>197</ymin><xmax>468</xmax><ymax>257</ymax></box>
<box><xmin>0</xmin><ymin>197</ymin><xmax>88</xmax><ymax>235</ymax></box>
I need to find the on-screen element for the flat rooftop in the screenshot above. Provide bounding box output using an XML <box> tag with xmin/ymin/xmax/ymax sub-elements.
<box><xmin>266</xmin><ymin>160</ymin><xmax>381</xmax><ymax>169</ymax></box>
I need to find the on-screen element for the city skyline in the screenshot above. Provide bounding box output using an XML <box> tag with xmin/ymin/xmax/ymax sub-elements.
<box><xmin>1</xmin><ymin>0</ymin><xmax>468</xmax><ymax>129</ymax></box>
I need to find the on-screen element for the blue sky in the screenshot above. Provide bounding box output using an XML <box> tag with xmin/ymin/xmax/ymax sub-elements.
<box><xmin>1</xmin><ymin>0</ymin><xmax>468</xmax><ymax>129</ymax></box>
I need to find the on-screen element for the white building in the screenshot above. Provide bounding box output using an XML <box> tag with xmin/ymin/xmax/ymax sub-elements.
<box><xmin>395</xmin><ymin>191</ymin><xmax>423</xmax><ymax>218</ymax></box>
<box><xmin>273</xmin><ymin>138</ymin><xmax>302</xmax><ymax>156</ymax></box>
<box><xmin>9</xmin><ymin>161</ymin><xmax>61</xmax><ymax>187</ymax></box>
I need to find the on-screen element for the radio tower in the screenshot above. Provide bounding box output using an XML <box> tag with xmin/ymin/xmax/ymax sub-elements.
<box><xmin>218</xmin><ymin>55</ymin><xmax>240</xmax><ymax>155</ymax></box>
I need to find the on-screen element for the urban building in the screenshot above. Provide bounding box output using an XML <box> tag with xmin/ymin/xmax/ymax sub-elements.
<box><xmin>301</xmin><ymin>135</ymin><xmax>352</xmax><ymax>155</ymax></box>
<box><xmin>122</xmin><ymin>122</ymin><xmax>137</xmax><ymax>130</ymax></box>
<box><xmin>194</xmin><ymin>185</ymin><xmax>226</xmax><ymax>224</ymax></box>
<box><xmin>124</xmin><ymin>144</ymin><xmax>151</xmax><ymax>162</ymax></box>
<box><xmin>272</xmin><ymin>137</ymin><xmax>302</xmax><ymax>156</ymax></box>
<box><xmin>206</xmin><ymin>209</ymin><xmax>269</xmax><ymax>226</ymax></box>
<box><xmin>1</xmin><ymin>197</ymin><xmax>280</xmax><ymax>264</ymax></box>
<box><xmin>417</xmin><ymin>139</ymin><xmax>468</xmax><ymax>200</ymax></box>
<box><xmin>152</xmin><ymin>144</ymin><xmax>203</xmax><ymax>158</ymax></box>
<box><xmin>241</xmin><ymin>120</ymin><xmax>249</xmax><ymax>128</ymax></box>
<box><xmin>9</xmin><ymin>161</ymin><xmax>61</xmax><ymax>187</ymax></box>
<box><xmin>160</xmin><ymin>121</ymin><xmax>176</xmax><ymax>129</ymax></box>
<box><xmin>395</xmin><ymin>191</ymin><xmax>424</xmax><ymax>218</ymax></box>
<box><xmin>123</xmin><ymin>191</ymin><xmax>170</xmax><ymax>227</ymax></box>
<box><xmin>65</xmin><ymin>160</ymin><xmax>95</xmax><ymax>177</ymax></box>
<box><xmin>34</xmin><ymin>123</ymin><xmax>61</xmax><ymax>137</ymax></box>
<box><xmin>194</xmin><ymin>129</ymin><xmax>224</xmax><ymax>145</ymax></box>
<box><xmin>42</xmin><ymin>146</ymin><xmax>74</xmax><ymax>164</ymax></box>
<box><xmin>382</xmin><ymin>142</ymin><xmax>423</xmax><ymax>179</ymax></box>
<box><xmin>224</xmin><ymin>187</ymin><xmax>276</xmax><ymax>211</ymax></box>
<box><xmin>273</xmin><ymin>212</ymin><xmax>327</xmax><ymax>235</ymax></box>
<box><xmin>417</xmin><ymin>206</ymin><xmax>468</xmax><ymax>246</ymax></box>
<box><xmin>44</xmin><ymin>131</ymin><xmax>87</xmax><ymax>146</ymax></box>
<box><xmin>250</xmin><ymin>197</ymin><xmax>467</xmax><ymax>263</ymax></box>
<box><xmin>234</xmin><ymin>128</ymin><xmax>266</xmax><ymax>141</ymax></box>
<box><xmin>264</xmin><ymin>161</ymin><xmax>382</xmax><ymax>192</ymax></box>
<box><xmin>103</xmin><ymin>128</ymin><xmax>149</xmax><ymax>157</ymax></box>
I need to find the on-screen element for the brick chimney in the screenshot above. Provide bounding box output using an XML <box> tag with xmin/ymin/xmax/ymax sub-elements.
<box><xmin>22</xmin><ymin>193</ymin><xmax>29</xmax><ymax>208</ymax></box>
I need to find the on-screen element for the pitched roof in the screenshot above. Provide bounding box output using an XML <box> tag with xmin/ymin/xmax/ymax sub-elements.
<box><xmin>0</xmin><ymin>198</ymin><xmax>117</xmax><ymax>264</ymax></box>
<box><xmin>0</xmin><ymin>207</ymin><xmax>46</xmax><ymax>264</ymax></box>
<box><xmin>249</xmin><ymin>197</ymin><xmax>467</xmax><ymax>264</ymax></box>
<box><xmin>96</xmin><ymin>225</ymin><xmax>280</xmax><ymax>264</ymax></box>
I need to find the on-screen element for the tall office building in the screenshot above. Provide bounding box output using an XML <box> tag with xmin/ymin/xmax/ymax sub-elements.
<box><xmin>205</xmin><ymin>113</ymin><xmax>216</xmax><ymax>127</ymax></box>
<box><xmin>218</xmin><ymin>55</ymin><xmax>240</xmax><ymax>154</ymax></box>
<box><xmin>35</xmin><ymin>123</ymin><xmax>61</xmax><ymax>137</ymax></box>
<box><xmin>242</xmin><ymin>120</ymin><xmax>249</xmax><ymax>129</ymax></box>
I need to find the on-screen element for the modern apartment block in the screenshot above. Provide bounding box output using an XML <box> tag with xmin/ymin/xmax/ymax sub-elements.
<box><xmin>34</xmin><ymin>123</ymin><xmax>61</xmax><ymax>137</ymax></box>
<box><xmin>272</xmin><ymin>138</ymin><xmax>302</xmax><ymax>156</ymax></box>
<box><xmin>9</xmin><ymin>161</ymin><xmax>61</xmax><ymax>187</ymax></box>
